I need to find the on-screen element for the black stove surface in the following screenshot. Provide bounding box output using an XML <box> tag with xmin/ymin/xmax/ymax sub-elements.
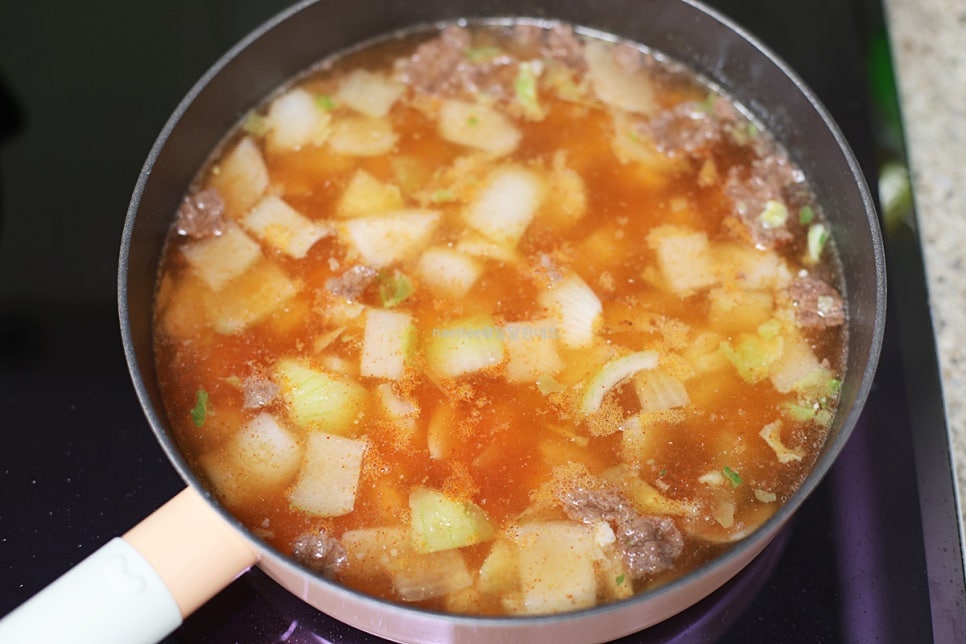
<box><xmin>1</xmin><ymin>1</ymin><xmax>963</xmax><ymax>642</ymax></box>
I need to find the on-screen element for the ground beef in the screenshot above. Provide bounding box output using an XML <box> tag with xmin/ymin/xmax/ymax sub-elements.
<box><xmin>292</xmin><ymin>532</ymin><xmax>348</xmax><ymax>579</ymax></box>
<box><xmin>325</xmin><ymin>265</ymin><xmax>378</xmax><ymax>301</ymax></box>
<box><xmin>617</xmin><ymin>515</ymin><xmax>685</xmax><ymax>578</ymax></box>
<box><xmin>787</xmin><ymin>276</ymin><xmax>846</xmax><ymax>329</ymax></box>
<box><xmin>399</xmin><ymin>25</ymin><xmax>516</xmax><ymax>100</ymax></box>
<box><xmin>723</xmin><ymin>153</ymin><xmax>803</xmax><ymax>248</ymax></box>
<box><xmin>556</xmin><ymin>484</ymin><xmax>684</xmax><ymax>579</ymax></box>
<box><xmin>646</xmin><ymin>95</ymin><xmax>744</xmax><ymax>160</ymax></box>
<box><xmin>543</xmin><ymin>24</ymin><xmax>585</xmax><ymax>69</ymax></box>
<box><xmin>175</xmin><ymin>187</ymin><xmax>224</xmax><ymax>239</ymax></box>
<box><xmin>241</xmin><ymin>376</ymin><xmax>279</xmax><ymax>409</ymax></box>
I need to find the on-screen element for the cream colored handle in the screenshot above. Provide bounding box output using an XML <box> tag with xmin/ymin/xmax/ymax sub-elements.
<box><xmin>0</xmin><ymin>487</ymin><xmax>258</xmax><ymax>644</ymax></box>
<box><xmin>124</xmin><ymin>487</ymin><xmax>259</xmax><ymax>618</ymax></box>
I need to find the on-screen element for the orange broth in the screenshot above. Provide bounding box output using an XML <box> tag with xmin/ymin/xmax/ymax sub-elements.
<box><xmin>153</xmin><ymin>23</ymin><xmax>846</xmax><ymax>616</ymax></box>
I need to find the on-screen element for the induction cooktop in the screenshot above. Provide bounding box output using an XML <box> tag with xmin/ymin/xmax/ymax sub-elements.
<box><xmin>0</xmin><ymin>0</ymin><xmax>963</xmax><ymax>642</ymax></box>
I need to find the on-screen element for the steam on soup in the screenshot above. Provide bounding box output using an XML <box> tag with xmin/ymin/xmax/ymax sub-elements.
<box><xmin>154</xmin><ymin>21</ymin><xmax>847</xmax><ymax>616</ymax></box>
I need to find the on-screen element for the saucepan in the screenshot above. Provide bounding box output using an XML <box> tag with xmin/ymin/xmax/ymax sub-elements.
<box><xmin>0</xmin><ymin>0</ymin><xmax>885</xmax><ymax>642</ymax></box>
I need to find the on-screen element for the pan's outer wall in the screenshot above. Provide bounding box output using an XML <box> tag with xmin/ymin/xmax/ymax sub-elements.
<box><xmin>119</xmin><ymin>0</ymin><xmax>885</xmax><ymax>642</ymax></box>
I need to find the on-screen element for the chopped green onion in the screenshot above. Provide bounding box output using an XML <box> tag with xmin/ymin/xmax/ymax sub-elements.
<box><xmin>191</xmin><ymin>389</ymin><xmax>208</xmax><ymax>427</ymax></box>
<box><xmin>314</xmin><ymin>94</ymin><xmax>338</xmax><ymax>111</ymax></box>
<box><xmin>722</xmin><ymin>466</ymin><xmax>743</xmax><ymax>487</ymax></box>
<box><xmin>242</xmin><ymin>113</ymin><xmax>269</xmax><ymax>137</ymax></box>
<box><xmin>798</xmin><ymin>205</ymin><xmax>815</xmax><ymax>225</ymax></box>
<box><xmin>696</xmin><ymin>92</ymin><xmax>717</xmax><ymax>114</ymax></box>
<box><xmin>783</xmin><ymin>402</ymin><xmax>817</xmax><ymax>422</ymax></box>
<box><xmin>615</xmin><ymin>574</ymin><xmax>626</xmax><ymax>586</ymax></box>
<box><xmin>514</xmin><ymin>62</ymin><xmax>542</xmax><ymax>118</ymax></box>
<box><xmin>806</xmin><ymin>223</ymin><xmax>829</xmax><ymax>263</ymax></box>
<box><xmin>430</xmin><ymin>188</ymin><xmax>456</xmax><ymax>204</ymax></box>
<box><xmin>467</xmin><ymin>115</ymin><xmax>480</xmax><ymax>127</ymax></box>
<box><xmin>758</xmin><ymin>200</ymin><xmax>788</xmax><ymax>229</ymax></box>
<box><xmin>465</xmin><ymin>46</ymin><xmax>503</xmax><ymax>62</ymax></box>
<box><xmin>378</xmin><ymin>270</ymin><xmax>415</xmax><ymax>308</ymax></box>
<box><xmin>658</xmin><ymin>468</ymin><xmax>668</xmax><ymax>478</ymax></box>
<box><xmin>814</xmin><ymin>408</ymin><xmax>834</xmax><ymax>426</ymax></box>
<box><xmin>828</xmin><ymin>378</ymin><xmax>842</xmax><ymax>396</ymax></box>
<box><xmin>757</xmin><ymin>319</ymin><xmax>782</xmax><ymax>340</ymax></box>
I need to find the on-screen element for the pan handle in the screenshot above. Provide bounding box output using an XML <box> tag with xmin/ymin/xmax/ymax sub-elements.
<box><xmin>0</xmin><ymin>487</ymin><xmax>258</xmax><ymax>644</ymax></box>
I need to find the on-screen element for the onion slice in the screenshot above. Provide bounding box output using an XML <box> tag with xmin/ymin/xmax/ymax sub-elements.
<box><xmin>581</xmin><ymin>351</ymin><xmax>659</xmax><ymax>416</ymax></box>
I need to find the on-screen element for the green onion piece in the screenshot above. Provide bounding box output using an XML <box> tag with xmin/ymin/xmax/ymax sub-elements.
<box><xmin>242</xmin><ymin>113</ymin><xmax>269</xmax><ymax>137</ymax></box>
<box><xmin>828</xmin><ymin>378</ymin><xmax>842</xmax><ymax>397</ymax></box>
<box><xmin>697</xmin><ymin>92</ymin><xmax>717</xmax><ymax>114</ymax></box>
<box><xmin>615</xmin><ymin>574</ymin><xmax>626</xmax><ymax>586</ymax></box>
<box><xmin>783</xmin><ymin>402</ymin><xmax>817</xmax><ymax>422</ymax></box>
<box><xmin>758</xmin><ymin>200</ymin><xmax>788</xmax><ymax>229</ymax></box>
<box><xmin>465</xmin><ymin>46</ymin><xmax>503</xmax><ymax>62</ymax></box>
<box><xmin>659</xmin><ymin>468</ymin><xmax>668</xmax><ymax>478</ymax></box>
<box><xmin>757</xmin><ymin>319</ymin><xmax>782</xmax><ymax>340</ymax></box>
<box><xmin>467</xmin><ymin>115</ymin><xmax>480</xmax><ymax>127</ymax></box>
<box><xmin>191</xmin><ymin>389</ymin><xmax>208</xmax><ymax>427</ymax></box>
<box><xmin>814</xmin><ymin>408</ymin><xmax>834</xmax><ymax>426</ymax></box>
<box><xmin>430</xmin><ymin>188</ymin><xmax>456</xmax><ymax>204</ymax></box>
<box><xmin>722</xmin><ymin>466</ymin><xmax>743</xmax><ymax>487</ymax></box>
<box><xmin>798</xmin><ymin>205</ymin><xmax>816</xmax><ymax>225</ymax></box>
<box><xmin>379</xmin><ymin>271</ymin><xmax>415</xmax><ymax>308</ymax></box>
<box><xmin>514</xmin><ymin>62</ymin><xmax>541</xmax><ymax>118</ymax></box>
<box><xmin>806</xmin><ymin>223</ymin><xmax>829</xmax><ymax>263</ymax></box>
<box><xmin>314</xmin><ymin>94</ymin><xmax>338</xmax><ymax>111</ymax></box>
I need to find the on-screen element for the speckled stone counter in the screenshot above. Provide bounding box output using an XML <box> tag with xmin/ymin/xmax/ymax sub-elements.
<box><xmin>885</xmin><ymin>0</ymin><xmax>966</xmax><ymax>538</ymax></box>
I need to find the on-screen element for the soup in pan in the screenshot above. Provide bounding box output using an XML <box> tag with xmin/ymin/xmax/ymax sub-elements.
<box><xmin>153</xmin><ymin>21</ymin><xmax>847</xmax><ymax>616</ymax></box>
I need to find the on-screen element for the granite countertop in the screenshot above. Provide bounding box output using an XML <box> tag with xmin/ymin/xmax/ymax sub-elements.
<box><xmin>885</xmin><ymin>0</ymin><xmax>966</xmax><ymax>541</ymax></box>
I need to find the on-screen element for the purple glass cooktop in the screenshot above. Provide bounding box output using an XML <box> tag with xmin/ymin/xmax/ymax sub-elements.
<box><xmin>0</xmin><ymin>0</ymin><xmax>963</xmax><ymax>642</ymax></box>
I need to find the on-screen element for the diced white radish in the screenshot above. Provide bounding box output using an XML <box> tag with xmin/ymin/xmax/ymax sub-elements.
<box><xmin>275</xmin><ymin>358</ymin><xmax>366</xmax><ymax>434</ymax></box>
<box><xmin>768</xmin><ymin>332</ymin><xmax>825</xmax><ymax>394</ymax></box>
<box><xmin>581</xmin><ymin>351</ymin><xmax>659</xmax><ymax>416</ymax></box>
<box><xmin>503</xmin><ymin>320</ymin><xmax>564</xmax><ymax>383</ymax></box>
<box><xmin>713</xmin><ymin>244</ymin><xmax>792</xmax><ymax>290</ymax></box>
<box><xmin>335</xmin><ymin>69</ymin><xmax>406</xmax><ymax>118</ymax></box>
<box><xmin>479</xmin><ymin>540</ymin><xmax>519</xmax><ymax>595</ymax></box>
<box><xmin>454</xmin><ymin>232</ymin><xmax>520</xmax><ymax>264</ymax></box>
<box><xmin>426</xmin><ymin>402</ymin><xmax>457</xmax><ymax>460</ymax></box>
<box><xmin>340</xmin><ymin>210</ymin><xmax>440</xmax><ymax>268</ymax></box>
<box><xmin>409</xmin><ymin>486</ymin><xmax>496</xmax><ymax>553</ymax></box>
<box><xmin>759</xmin><ymin>420</ymin><xmax>804</xmax><ymax>463</ymax></box>
<box><xmin>463</xmin><ymin>166</ymin><xmax>545</xmax><ymax>248</ymax></box>
<box><xmin>242</xmin><ymin>195</ymin><xmax>329</xmax><ymax>259</ymax></box>
<box><xmin>634</xmin><ymin>368</ymin><xmax>689</xmax><ymax>412</ymax></box>
<box><xmin>583</xmin><ymin>40</ymin><xmax>657</xmax><ymax>114</ymax></box>
<box><xmin>387</xmin><ymin>549</ymin><xmax>473</xmax><ymax>602</ymax></box>
<box><xmin>647</xmin><ymin>225</ymin><xmax>717</xmax><ymax>294</ymax></box>
<box><xmin>225</xmin><ymin>412</ymin><xmax>301</xmax><ymax>485</ymax></box>
<box><xmin>375</xmin><ymin>383</ymin><xmax>419</xmax><ymax>427</ymax></box>
<box><xmin>337</xmin><ymin>169</ymin><xmax>403</xmax><ymax>218</ymax></box>
<box><xmin>328</xmin><ymin>115</ymin><xmax>398</xmax><ymax>156</ymax></box>
<box><xmin>181</xmin><ymin>223</ymin><xmax>261</xmax><ymax>290</ymax></box>
<box><xmin>360</xmin><ymin>308</ymin><xmax>414</xmax><ymax>380</ymax></box>
<box><xmin>438</xmin><ymin>100</ymin><xmax>521</xmax><ymax>155</ymax></box>
<box><xmin>289</xmin><ymin>432</ymin><xmax>367</xmax><ymax>517</ymax></box>
<box><xmin>204</xmin><ymin>259</ymin><xmax>299</xmax><ymax>334</ymax></box>
<box><xmin>415</xmin><ymin>247</ymin><xmax>483</xmax><ymax>298</ymax></box>
<box><xmin>514</xmin><ymin>521</ymin><xmax>598</xmax><ymax>615</ymax></box>
<box><xmin>208</xmin><ymin>136</ymin><xmax>269</xmax><ymax>218</ymax></box>
<box><xmin>708</xmin><ymin>288</ymin><xmax>774</xmax><ymax>333</ymax></box>
<box><xmin>425</xmin><ymin>315</ymin><xmax>505</xmax><ymax>378</ymax></box>
<box><xmin>264</xmin><ymin>88</ymin><xmax>331</xmax><ymax>151</ymax></box>
<box><xmin>544</xmin><ymin>152</ymin><xmax>587</xmax><ymax>225</ymax></box>
<box><xmin>538</xmin><ymin>273</ymin><xmax>602</xmax><ymax>348</ymax></box>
